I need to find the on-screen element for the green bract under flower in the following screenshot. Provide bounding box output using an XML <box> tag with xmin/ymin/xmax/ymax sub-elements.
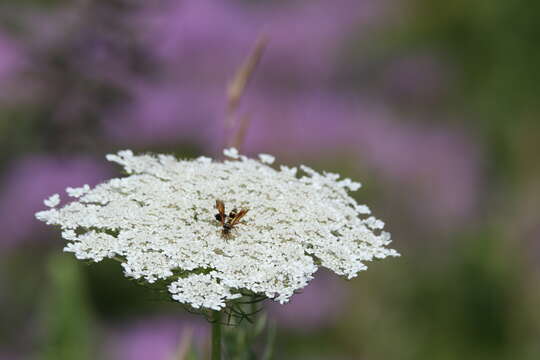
<box><xmin>36</xmin><ymin>148</ymin><xmax>399</xmax><ymax>310</ymax></box>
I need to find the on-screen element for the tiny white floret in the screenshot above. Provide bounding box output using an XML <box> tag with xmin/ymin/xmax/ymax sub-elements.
<box><xmin>258</xmin><ymin>153</ymin><xmax>275</xmax><ymax>164</ymax></box>
<box><xmin>223</xmin><ymin>147</ymin><xmax>240</xmax><ymax>159</ymax></box>
<box><xmin>44</xmin><ymin>193</ymin><xmax>60</xmax><ymax>208</ymax></box>
<box><xmin>66</xmin><ymin>184</ymin><xmax>91</xmax><ymax>198</ymax></box>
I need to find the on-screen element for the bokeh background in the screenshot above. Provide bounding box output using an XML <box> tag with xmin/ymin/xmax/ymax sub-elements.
<box><xmin>1</xmin><ymin>0</ymin><xmax>539</xmax><ymax>359</ymax></box>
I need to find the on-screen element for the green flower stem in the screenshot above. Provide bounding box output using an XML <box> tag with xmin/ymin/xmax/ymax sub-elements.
<box><xmin>211</xmin><ymin>310</ymin><xmax>222</xmax><ymax>360</ymax></box>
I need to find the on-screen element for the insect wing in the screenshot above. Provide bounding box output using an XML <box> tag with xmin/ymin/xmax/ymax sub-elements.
<box><xmin>230</xmin><ymin>208</ymin><xmax>249</xmax><ymax>226</ymax></box>
<box><xmin>215</xmin><ymin>200</ymin><xmax>226</xmax><ymax>225</ymax></box>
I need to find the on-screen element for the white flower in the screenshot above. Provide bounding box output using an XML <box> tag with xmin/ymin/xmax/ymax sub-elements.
<box><xmin>258</xmin><ymin>153</ymin><xmax>275</xmax><ymax>164</ymax></box>
<box><xmin>169</xmin><ymin>273</ymin><xmax>242</xmax><ymax>311</ymax></box>
<box><xmin>44</xmin><ymin>193</ymin><xmax>60</xmax><ymax>208</ymax></box>
<box><xmin>66</xmin><ymin>184</ymin><xmax>91</xmax><ymax>198</ymax></box>
<box><xmin>35</xmin><ymin>149</ymin><xmax>399</xmax><ymax>310</ymax></box>
<box><xmin>223</xmin><ymin>147</ymin><xmax>240</xmax><ymax>159</ymax></box>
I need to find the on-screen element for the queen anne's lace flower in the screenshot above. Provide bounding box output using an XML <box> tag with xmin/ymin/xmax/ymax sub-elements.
<box><xmin>35</xmin><ymin>149</ymin><xmax>399</xmax><ymax>310</ymax></box>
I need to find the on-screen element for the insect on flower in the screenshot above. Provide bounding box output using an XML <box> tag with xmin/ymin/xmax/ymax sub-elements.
<box><xmin>215</xmin><ymin>199</ymin><xmax>249</xmax><ymax>237</ymax></box>
<box><xmin>35</xmin><ymin>149</ymin><xmax>399</xmax><ymax>311</ymax></box>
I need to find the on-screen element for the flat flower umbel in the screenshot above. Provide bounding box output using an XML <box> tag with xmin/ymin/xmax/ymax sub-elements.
<box><xmin>36</xmin><ymin>148</ymin><xmax>399</xmax><ymax>311</ymax></box>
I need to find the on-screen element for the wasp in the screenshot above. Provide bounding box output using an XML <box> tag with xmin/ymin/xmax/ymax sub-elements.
<box><xmin>215</xmin><ymin>200</ymin><xmax>249</xmax><ymax>237</ymax></box>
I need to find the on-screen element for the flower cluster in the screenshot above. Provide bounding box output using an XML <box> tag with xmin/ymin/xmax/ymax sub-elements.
<box><xmin>36</xmin><ymin>149</ymin><xmax>398</xmax><ymax>310</ymax></box>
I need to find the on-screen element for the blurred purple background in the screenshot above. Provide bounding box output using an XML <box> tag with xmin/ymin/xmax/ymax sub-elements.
<box><xmin>1</xmin><ymin>0</ymin><xmax>538</xmax><ymax>359</ymax></box>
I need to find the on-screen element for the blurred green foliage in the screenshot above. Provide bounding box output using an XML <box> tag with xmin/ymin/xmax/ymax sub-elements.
<box><xmin>403</xmin><ymin>0</ymin><xmax>540</xmax><ymax>184</ymax></box>
<box><xmin>42</xmin><ymin>255</ymin><xmax>95</xmax><ymax>360</ymax></box>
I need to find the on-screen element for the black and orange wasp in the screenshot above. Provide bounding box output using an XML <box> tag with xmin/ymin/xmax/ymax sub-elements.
<box><xmin>215</xmin><ymin>200</ymin><xmax>249</xmax><ymax>237</ymax></box>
